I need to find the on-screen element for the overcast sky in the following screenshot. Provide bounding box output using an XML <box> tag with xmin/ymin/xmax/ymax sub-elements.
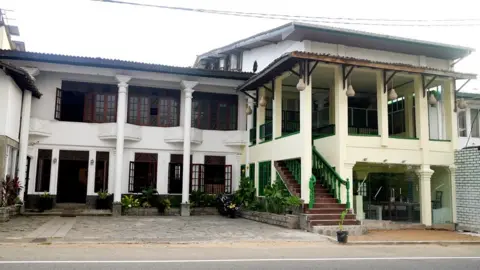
<box><xmin>2</xmin><ymin>0</ymin><xmax>479</xmax><ymax>90</ymax></box>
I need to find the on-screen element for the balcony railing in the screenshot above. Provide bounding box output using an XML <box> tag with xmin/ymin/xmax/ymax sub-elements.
<box><xmin>259</xmin><ymin>121</ymin><xmax>273</xmax><ymax>141</ymax></box>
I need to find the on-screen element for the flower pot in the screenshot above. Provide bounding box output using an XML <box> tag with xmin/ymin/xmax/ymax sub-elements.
<box><xmin>96</xmin><ymin>198</ymin><xmax>110</xmax><ymax>210</ymax></box>
<box><xmin>38</xmin><ymin>197</ymin><xmax>54</xmax><ymax>212</ymax></box>
<box><xmin>157</xmin><ymin>204</ymin><xmax>166</xmax><ymax>215</ymax></box>
<box><xmin>336</xmin><ymin>231</ymin><xmax>349</xmax><ymax>244</ymax></box>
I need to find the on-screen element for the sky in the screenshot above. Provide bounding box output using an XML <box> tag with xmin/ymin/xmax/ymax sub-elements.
<box><xmin>2</xmin><ymin>0</ymin><xmax>479</xmax><ymax>91</ymax></box>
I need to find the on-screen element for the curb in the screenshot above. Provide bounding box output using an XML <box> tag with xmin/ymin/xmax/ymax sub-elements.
<box><xmin>325</xmin><ymin>236</ymin><xmax>480</xmax><ymax>245</ymax></box>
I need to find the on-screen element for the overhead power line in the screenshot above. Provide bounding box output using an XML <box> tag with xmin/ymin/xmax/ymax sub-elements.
<box><xmin>94</xmin><ymin>0</ymin><xmax>480</xmax><ymax>27</ymax></box>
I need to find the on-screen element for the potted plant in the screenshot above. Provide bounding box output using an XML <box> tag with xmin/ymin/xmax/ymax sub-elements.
<box><xmin>157</xmin><ymin>198</ymin><xmax>171</xmax><ymax>215</ymax></box>
<box><xmin>336</xmin><ymin>209</ymin><xmax>349</xmax><ymax>244</ymax></box>
<box><xmin>285</xmin><ymin>196</ymin><xmax>302</xmax><ymax>214</ymax></box>
<box><xmin>96</xmin><ymin>189</ymin><xmax>111</xmax><ymax>210</ymax></box>
<box><xmin>121</xmin><ymin>195</ymin><xmax>140</xmax><ymax>215</ymax></box>
<box><xmin>38</xmin><ymin>192</ymin><xmax>54</xmax><ymax>212</ymax></box>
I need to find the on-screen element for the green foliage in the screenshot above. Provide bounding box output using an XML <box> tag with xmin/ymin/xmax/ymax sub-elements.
<box><xmin>157</xmin><ymin>198</ymin><xmax>171</xmax><ymax>213</ymax></box>
<box><xmin>285</xmin><ymin>196</ymin><xmax>302</xmax><ymax>207</ymax></box>
<box><xmin>190</xmin><ymin>190</ymin><xmax>217</xmax><ymax>208</ymax></box>
<box><xmin>339</xmin><ymin>209</ymin><xmax>348</xmax><ymax>231</ymax></box>
<box><xmin>234</xmin><ymin>177</ymin><xmax>256</xmax><ymax>207</ymax></box>
<box><xmin>140</xmin><ymin>187</ymin><xmax>158</xmax><ymax>206</ymax></box>
<box><xmin>97</xmin><ymin>189</ymin><xmax>110</xmax><ymax>200</ymax></box>
<box><xmin>40</xmin><ymin>192</ymin><xmax>52</xmax><ymax>198</ymax></box>
<box><xmin>264</xmin><ymin>180</ymin><xmax>288</xmax><ymax>214</ymax></box>
<box><xmin>1</xmin><ymin>175</ymin><xmax>22</xmax><ymax>206</ymax></box>
<box><xmin>121</xmin><ymin>195</ymin><xmax>140</xmax><ymax>209</ymax></box>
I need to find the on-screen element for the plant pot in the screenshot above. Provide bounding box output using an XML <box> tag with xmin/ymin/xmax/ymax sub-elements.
<box><xmin>157</xmin><ymin>205</ymin><xmax>166</xmax><ymax>215</ymax></box>
<box><xmin>96</xmin><ymin>198</ymin><xmax>110</xmax><ymax>210</ymax></box>
<box><xmin>38</xmin><ymin>197</ymin><xmax>53</xmax><ymax>212</ymax></box>
<box><xmin>336</xmin><ymin>231</ymin><xmax>349</xmax><ymax>244</ymax></box>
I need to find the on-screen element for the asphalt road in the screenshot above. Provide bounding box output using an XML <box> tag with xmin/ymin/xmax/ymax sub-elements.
<box><xmin>0</xmin><ymin>242</ymin><xmax>479</xmax><ymax>269</ymax></box>
<box><xmin>1</xmin><ymin>258</ymin><xmax>480</xmax><ymax>270</ymax></box>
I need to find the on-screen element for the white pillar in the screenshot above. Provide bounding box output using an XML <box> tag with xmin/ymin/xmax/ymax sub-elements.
<box><xmin>87</xmin><ymin>150</ymin><xmax>96</xmax><ymax>195</ymax></box>
<box><xmin>377</xmin><ymin>71</ymin><xmax>388</xmax><ymax>146</ymax></box>
<box><xmin>114</xmin><ymin>75</ymin><xmax>131</xmax><ymax>202</ymax></box>
<box><xmin>17</xmin><ymin>91</ymin><xmax>32</xmax><ymax>201</ymax></box>
<box><xmin>180</xmin><ymin>80</ymin><xmax>198</xmax><ymax>216</ymax></box>
<box><xmin>245</xmin><ymin>98</ymin><xmax>254</xmax><ymax>177</ymax></box>
<box><xmin>414</xmin><ymin>75</ymin><xmax>430</xmax><ymax>162</ymax></box>
<box><xmin>256</xmin><ymin>88</ymin><xmax>266</xmax><ymax>143</ymax></box>
<box><xmin>448</xmin><ymin>165</ymin><xmax>457</xmax><ymax>223</ymax></box>
<box><xmin>443</xmin><ymin>79</ymin><xmax>458</xmax><ymax>149</ymax></box>
<box><xmin>49</xmin><ymin>148</ymin><xmax>59</xmax><ymax>195</ymax></box>
<box><xmin>300</xmin><ymin>74</ymin><xmax>313</xmax><ymax>203</ymax></box>
<box><xmin>417</xmin><ymin>165</ymin><xmax>434</xmax><ymax>226</ymax></box>
<box><xmin>273</xmin><ymin>77</ymin><xmax>283</xmax><ymax>139</ymax></box>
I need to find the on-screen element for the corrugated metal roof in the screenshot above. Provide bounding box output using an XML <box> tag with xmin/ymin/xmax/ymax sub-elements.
<box><xmin>0</xmin><ymin>50</ymin><xmax>254</xmax><ymax>80</ymax></box>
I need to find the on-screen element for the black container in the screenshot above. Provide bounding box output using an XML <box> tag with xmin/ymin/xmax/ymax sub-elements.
<box><xmin>38</xmin><ymin>197</ymin><xmax>53</xmax><ymax>212</ymax></box>
<box><xmin>96</xmin><ymin>198</ymin><xmax>110</xmax><ymax>210</ymax></box>
<box><xmin>336</xmin><ymin>231</ymin><xmax>349</xmax><ymax>244</ymax></box>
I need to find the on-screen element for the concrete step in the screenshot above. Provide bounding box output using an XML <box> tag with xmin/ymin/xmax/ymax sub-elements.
<box><xmin>304</xmin><ymin>208</ymin><xmax>348</xmax><ymax>214</ymax></box>
<box><xmin>309</xmin><ymin>219</ymin><xmax>360</xmax><ymax>226</ymax></box>
<box><xmin>306</xmin><ymin>213</ymin><xmax>356</xmax><ymax>220</ymax></box>
<box><xmin>311</xmin><ymin>203</ymin><xmax>346</xmax><ymax>209</ymax></box>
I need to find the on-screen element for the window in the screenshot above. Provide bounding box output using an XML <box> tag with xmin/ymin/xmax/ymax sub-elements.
<box><xmin>458</xmin><ymin>110</ymin><xmax>467</xmax><ymax>137</ymax></box>
<box><xmin>471</xmin><ymin>108</ymin><xmax>480</xmax><ymax>138</ymax></box>
<box><xmin>128</xmin><ymin>153</ymin><xmax>158</xmax><ymax>192</ymax></box>
<box><xmin>35</xmin><ymin>149</ymin><xmax>52</xmax><ymax>192</ymax></box>
<box><xmin>127</xmin><ymin>87</ymin><xmax>180</xmax><ymax>127</ymax></box>
<box><xmin>191</xmin><ymin>92</ymin><xmax>238</xmax><ymax>130</ymax></box>
<box><xmin>388</xmin><ymin>97</ymin><xmax>406</xmax><ymax>135</ymax></box>
<box><xmin>94</xmin><ymin>152</ymin><xmax>109</xmax><ymax>192</ymax></box>
<box><xmin>86</xmin><ymin>92</ymin><xmax>117</xmax><ymax>123</ymax></box>
<box><xmin>258</xmin><ymin>161</ymin><xmax>271</xmax><ymax>196</ymax></box>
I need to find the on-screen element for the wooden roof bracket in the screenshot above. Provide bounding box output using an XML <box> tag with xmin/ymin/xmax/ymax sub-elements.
<box><xmin>383</xmin><ymin>70</ymin><xmax>397</xmax><ymax>93</ymax></box>
<box><xmin>453</xmin><ymin>78</ymin><xmax>471</xmax><ymax>112</ymax></box>
<box><xmin>342</xmin><ymin>64</ymin><xmax>355</xmax><ymax>90</ymax></box>
<box><xmin>422</xmin><ymin>74</ymin><xmax>437</xmax><ymax>97</ymax></box>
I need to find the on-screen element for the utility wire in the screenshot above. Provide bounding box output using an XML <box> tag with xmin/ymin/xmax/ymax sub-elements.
<box><xmin>94</xmin><ymin>0</ymin><xmax>480</xmax><ymax>27</ymax></box>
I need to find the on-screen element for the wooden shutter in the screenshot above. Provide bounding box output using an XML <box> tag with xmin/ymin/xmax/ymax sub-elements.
<box><xmin>54</xmin><ymin>88</ymin><xmax>62</xmax><ymax>120</ymax></box>
<box><xmin>83</xmin><ymin>92</ymin><xmax>94</xmax><ymax>122</ymax></box>
<box><xmin>128</xmin><ymin>161</ymin><xmax>135</xmax><ymax>193</ymax></box>
<box><xmin>225</xmin><ymin>165</ymin><xmax>232</xmax><ymax>194</ymax></box>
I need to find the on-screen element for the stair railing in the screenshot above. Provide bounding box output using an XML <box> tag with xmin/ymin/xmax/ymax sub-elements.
<box><xmin>285</xmin><ymin>159</ymin><xmax>301</xmax><ymax>184</ymax></box>
<box><xmin>312</xmin><ymin>146</ymin><xmax>350</xmax><ymax>209</ymax></box>
<box><xmin>309</xmin><ymin>175</ymin><xmax>316</xmax><ymax>209</ymax></box>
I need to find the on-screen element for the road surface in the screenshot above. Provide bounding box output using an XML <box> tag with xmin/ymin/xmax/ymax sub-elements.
<box><xmin>0</xmin><ymin>242</ymin><xmax>479</xmax><ymax>269</ymax></box>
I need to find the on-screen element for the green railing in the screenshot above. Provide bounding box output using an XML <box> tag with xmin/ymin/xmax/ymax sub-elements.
<box><xmin>249</xmin><ymin>128</ymin><xmax>256</xmax><ymax>145</ymax></box>
<box><xmin>285</xmin><ymin>159</ymin><xmax>301</xmax><ymax>184</ymax></box>
<box><xmin>312</xmin><ymin>147</ymin><xmax>350</xmax><ymax>208</ymax></box>
<box><xmin>309</xmin><ymin>175</ymin><xmax>316</xmax><ymax>209</ymax></box>
<box><xmin>259</xmin><ymin>121</ymin><xmax>273</xmax><ymax>141</ymax></box>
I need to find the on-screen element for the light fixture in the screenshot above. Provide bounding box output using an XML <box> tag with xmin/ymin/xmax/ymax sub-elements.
<box><xmin>53</xmin><ymin>158</ymin><xmax>57</xmax><ymax>164</ymax></box>
<box><xmin>296</xmin><ymin>77</ymin><xmax>306</xmax><ymax>91</ymax></box>
<box><xmin>388</xmin><ymin>88</ymin><xmax>398</xmax><ymax>100</ymax></box>
<box><xmin>245</xmin><ymin>105</ymin><xmax>252</xmax><ymax>115</ymax></box>
<box><xmin>346</xmin><ymin>76</ymin><xmax>355</xmax><ymax>97</ymax></box>
<box><xmin>363</xmin><ymin>158</ymin><xmax>368</xmax><ymax>161</ymax></box>
<box><xmin>259</xmin><ymin>96</ymin><xmax>267</xmax><ymax>107</ymax></box>
<box><xmin>428</xmin><ymin>93</ymin><xmax>438</xmax><ymax>105</ymax></box>
<box><xmin>458</xmin><ymin>98</ymin><xmax>467</xmax><ymax>110</ymax></box>
<box><xmin>90</xmin><ymin>159</ymin><xmax>95</xmax><ymax>166</ymax></box>
<box><xmin>402</xmin><ymin>160</ymin><xmax>406</xmax><ymax>163</ymax></box>
<box><xmin>383</xmin><ymin>159</ymin><xmax>388</xmax><ymax>163</ymax></box>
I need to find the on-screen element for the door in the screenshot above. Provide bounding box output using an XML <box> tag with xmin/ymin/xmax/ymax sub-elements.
<box><xmin>168</xmin><ymin>163</ymin><xmax>182</xmax><ymax>194</ymax></box>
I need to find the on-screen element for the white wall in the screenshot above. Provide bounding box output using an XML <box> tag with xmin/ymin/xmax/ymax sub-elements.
<box><xmin>26</xmin><ymin>67</ymin><xmax>247</xmax><ymax>196</ymax></box>
<box><xmin>0</xmin><ymin>71</ymin><xmax>22</xmax><ymax>141</ymax></box>
<box><xmin>242</xmin><ymin>40</ymin><xmax>305</xmax><ymax>72</ymax></box>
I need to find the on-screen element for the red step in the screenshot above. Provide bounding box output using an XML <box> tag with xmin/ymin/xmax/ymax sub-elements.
<box><xmin>304</xmin><ymin>208</ymin><xmax>348</xmax><ymax>214</ymax></box>
<box><xmin>311</xmin><ymin>203</ymin><xmax>346</xmax><ymax>208</ymax></box>
<box><xmin>313</xmin><ymin>198</ymin><xmax>337</xmax><ymax>203</ymax></box>
<box><xmin>306</xmin><ymin>213</ymin><xmax>356</xmax><ymax>220</ymax></box>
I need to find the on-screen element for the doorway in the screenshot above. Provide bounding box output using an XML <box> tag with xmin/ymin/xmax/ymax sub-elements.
<box><xmin>56</xmin><ymin>150</ymin><xmax>89</xmax><ymax>203</ymax></box>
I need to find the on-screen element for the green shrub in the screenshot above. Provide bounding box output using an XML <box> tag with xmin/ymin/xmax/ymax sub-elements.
<box><xmin>234</xmin><ymin>177</ymin><xmax>256</xmax><ymax>207</ymax></box>
<box><xmin>121</xmin><ymin>195</ymin><xmax>140</xmax><ymax>209</ymax></box>
<box><xmin>140</xmin><ymin>187</ymin><xmax>158</xmax><ymax>206</ymax></box>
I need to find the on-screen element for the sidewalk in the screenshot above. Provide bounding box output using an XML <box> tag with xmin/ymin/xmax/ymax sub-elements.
<box><xmin>0</xmin><ymin>215</ymin><xmax>329</xmax><ymax>244</ymax></box>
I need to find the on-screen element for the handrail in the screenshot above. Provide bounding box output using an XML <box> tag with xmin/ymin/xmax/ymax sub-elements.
<box><xmin>309</xmin><ymin>175</ymin><xmax>316</xmax><ymax>209</ymax></box>
<box><xmin>275</xmin><ymin>169</ymin><xmax>295</xmax><ymax>197</ymax></box>
<box><xmin>285</xmin><ymin>159</ymin><xmax>301</xmax><ymax>184</ymax></box>
<box><xmin>259</xmin><ymin>121</ymin><xmax>273</xmax><ymax>141</ymax></box>
<box><xmin>312</xmin><ymin>147</ymin><xmax>350</xmax><ymax>209</ymax></box>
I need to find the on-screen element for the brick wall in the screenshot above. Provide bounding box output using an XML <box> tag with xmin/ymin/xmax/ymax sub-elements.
<box><xmin>455</xmin><ymin>147</ymin><xmax>480</xmax><ymax>233</ymax></box>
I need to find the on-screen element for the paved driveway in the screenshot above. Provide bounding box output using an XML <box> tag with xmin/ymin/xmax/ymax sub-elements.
<box><xmin>0</xmin><ymin>216</ymin><xmax>327</xmax><ymax>243</ymax></box>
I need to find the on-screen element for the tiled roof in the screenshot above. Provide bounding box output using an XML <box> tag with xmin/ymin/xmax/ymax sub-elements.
<box><xmin>0</xmin><ymin>50</ymin><xmax>254</xmax><ymax>80</ymax></box>
<box><xmin>0</xmin><ymin>61</ymin><xmax>41</xmax><ymax>98</ymax></box>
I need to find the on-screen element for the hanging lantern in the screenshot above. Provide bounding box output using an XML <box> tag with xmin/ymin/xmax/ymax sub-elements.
<box><xmin>428</xmin><ymin>93</ymin><xmax>438</xmax><ymax>105</ymax></box>
<box><xmin>346</xmin><ymin>84</ymin><xmax>355</xmax><ymax>97</ymax></box>
<box><xmin>259</xmin><ymin>96</ymin><xmax>267</xmax><ymax>107</ymax></box>
<box><xmin>388</xmin><ymin>88</ymin><xmax>398</xmax><ymax>100</ymax></box>
<box><xmin>296</xmin><ymin>77</ymin><xmax>306</xmax><ymax>91</ymax></box>
<box><xmin>458</xmin><ymin>98</ymin><xmax>467</xmax><ymax>109</ymax></box>
<box><xmin>245</xmin><ymin>105</ymin><xmax>252</xmax><ymax>115</ymax></box>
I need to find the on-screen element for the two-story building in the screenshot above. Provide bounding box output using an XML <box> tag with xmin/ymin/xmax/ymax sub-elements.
<box><xmin>196</xmin><ymin>22</ymin><xmax>476</xmax><ymax>228</ymax></box>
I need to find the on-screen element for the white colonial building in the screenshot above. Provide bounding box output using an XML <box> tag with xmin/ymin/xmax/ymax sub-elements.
<box><xmin>1</xmin><ymin>22</ymin><xmax>477</xmax><ymax>228</ymax></box>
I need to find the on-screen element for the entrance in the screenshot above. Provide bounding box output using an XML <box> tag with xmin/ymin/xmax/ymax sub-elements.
<box><xmin>56</xmin><ymin>150</ymin><xmax>89</xmax><ymax>203</ymax></box>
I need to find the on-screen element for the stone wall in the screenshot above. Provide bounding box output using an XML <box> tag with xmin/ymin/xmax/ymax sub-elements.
<box><xmin>123</xmin><ymin>207</ymin><xmax>218</xmax><ymax>216</ymax></box>
<box><xmin>455</xmin><ymin>147</ymin><xmax>480</xmax><ymax>233</ymax></box>
<box><xmin>240</xmin><ymin>210</ymin><xmax>299</xmax><ymax>229</ymax></box>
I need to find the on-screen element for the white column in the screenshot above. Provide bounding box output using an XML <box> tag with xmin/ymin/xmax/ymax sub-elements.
<box><xmin>114</xmin><ymin>75</ymin><xmax>131</xmax><ymax>202</ymax></box>
<box><xmin>17</xmin><ymin>91</ymin><xmax>32</xmax><ymax>201</ymax></box>
<box><xmin>49</xmin><ymin>149</ymin><xmax>59</xmax><ymax>195</ymax></box>
<box><xmin>87</xmin><ymin>150</ymin><xmax>96</xmax><ymax>195</ymax></box>
<box><xmin>245</xmin><ymin>98</ymin><xmax>254</xmax><ymax>176</ymax></box>
<box><xmin>414</xmin><ymin>75</ymin><xmax>430</xmax><ymax>162</ymax></box>
<box><xmin>256</xmin><ymin>88</ymin><xmax>266</xmax><ymax>143</ymax></box>
<box><xmin>273</xmin><ymin>77</ymin><xmax>283</xmax><ymax>139</ymax></box>
<box><xmin>300</xmin><ymin>74</ymin><xmax>313</xmax><ymax>203</ymax></box>
<box><xmin>443</xmin><ymin>79</ymin><xmax>458</xmax><ymax>149</ymax></box>
<box><xmin>449</xmin><ymin>165</ymin><xmax>457</xmax><ymax>223</ymax></box>
<box><xmin>180</xmin><ymin>80</ymin><xmax>198</xmax><ymax>213</ymax></box>
<box><xmin>417</xmin><ymin>165</ymin><xmax>434</xmax><ymax>226</ymax></box>
<box><xmin>377</xmin><ymin>71</ymin><xmax>388</xmax><ymax>146</ymax></box>
<box><xmin>465</xmin><ymin>108</ymin><xmax>472</xmax><ymax>142</ymax></box>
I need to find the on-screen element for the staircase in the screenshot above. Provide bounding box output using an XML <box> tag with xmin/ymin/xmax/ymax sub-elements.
<box><xmin>275</xmin><ymin>150</ymin><xmax>359</xmax><ymax>230</ymax></box>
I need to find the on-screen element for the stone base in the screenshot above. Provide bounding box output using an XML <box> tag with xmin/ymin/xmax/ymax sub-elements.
<box><xmin>180</xmin><ymin>203</ymin><xmax>190</xmax><ymax>217</ymax></box>
<box><xmin>240</xmin><ymin>210</ymin><xmax>299</xmax><ymax>229</ymax></box>
<box><xmin>0</xmin><ymin>207</ymin><xmax>9</xmax><ymax>222</ymax></box>
<box><xmin>112</xmin><ymin>203</ymin><xmax>122</xmax><ymax>216</ymax></box>
<box><xmin>312</xmin><ymin>225</ymin><xmax>367</xmax><ymax>237</ymax></box>
<box><xmin>361</xmin><ymin>219</ymin><xmax>426</xmax><ymax>230</ymax></box>
<box><xmin>190</xmin><ymin>207</ymin><xmax>218</xmax><ymax>216</ymax></box>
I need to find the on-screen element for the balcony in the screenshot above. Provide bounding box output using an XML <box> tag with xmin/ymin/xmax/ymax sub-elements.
<box><xmin>29</xmin><ymin>118</ymin><xmax>52</xmax><ymax>137</ymax></box>
<box><xmin>163</xmin><ymin>126</ymin><xmax>203</xmax><ymax>144</ymax></box>
<box><xmin>97</xmin><ymin>123</ymin><xmax>142</xmax><ymax>142</ymax></box>
<box><xmin>223</xmin><ymin>130</ymin><xmax>247</xmax><ymax>146</ymax></box>
<box><xmin>259</xmin><ymin>121</ymin><xmax>273</xmax><ymax>142</ymax></box>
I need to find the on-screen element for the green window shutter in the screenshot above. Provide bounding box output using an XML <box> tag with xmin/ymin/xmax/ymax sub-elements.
<box><xmin>249</xmin><ymin>163</ymin><xmax>255</xmax><ymax>183</ymax></box>
<box><xmin>241</xmin><ymin>164</ymin><xmax>246</xmax><ymax>179</ymax></box>
<box><xmin>258</xmin><ymin>161</ymin><xmax>271</xmax><ymax>196</ymax></box>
